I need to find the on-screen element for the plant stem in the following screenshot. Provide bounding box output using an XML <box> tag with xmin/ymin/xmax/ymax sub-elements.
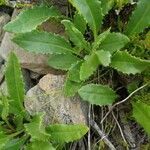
<box><xmin>9</xmin><ymin>129</ymin><xmax>24</xmax><ymax>138</ymax></box>
<box><xmin>90</xmin><ymin>120</ymin><xmax>116</xmax><ymax>150</ymax></box>
<box><xmin>101</xmin><ymin>83</ymin><xmax>148</xmax><ymax>124</ymax></box>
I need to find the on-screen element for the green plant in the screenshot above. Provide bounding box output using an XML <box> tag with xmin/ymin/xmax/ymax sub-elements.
<box><xmin>4</xmin><ymin>0</ymin><xmax>150</xmax><ymax>135</ymax></box>
<box><xmin>0</xmin><ymin>52</ymin><xmax>88</xmax><ymax>149</ymax></box>
<box><xmin>0</xmin><ymin>0</ymin><xmax>6</xmax><ymax>5</ymax></box>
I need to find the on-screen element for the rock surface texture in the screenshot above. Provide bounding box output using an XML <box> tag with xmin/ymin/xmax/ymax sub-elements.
<box><xmin>0</xmin><ymin>12</ymin><xmax>10</xmax><ymax>42</ymax></box>
<box><xmin>25</xmin><ymin>74</ymin><xmax>88</xmax><ymax>125</ymax></box>
<box><xmin>51</xmin><ymin>0</ymin><xmax>68</xmax><ymax>15</ymax></box>
<box><xmin>0</xmin><ymin>12</ymin><xmax>10</xmax><ymax>88</ymax></box>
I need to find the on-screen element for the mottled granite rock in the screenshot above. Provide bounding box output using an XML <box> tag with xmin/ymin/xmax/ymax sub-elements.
<box><xmin>25</xmin><ymin>74</ymin><xmax>88</xmax><ymax>125</ymax></box>
<box><xmin>0</xmin><ymin>12</ymin><xmax>10</xmax><ymax>42</ymax></box>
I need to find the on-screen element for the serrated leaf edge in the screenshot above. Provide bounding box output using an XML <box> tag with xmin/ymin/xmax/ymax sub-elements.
<box><xmin>4</xmin><ymin>6</ymin><xmax>62</xmax><ymax>33</ymax></box>
<box><xmin>111</xmin><ymin>50</ymin><xmax>150</xmax><ymax>75</ymax></box>
<box><xmin>78</xmin><ymin>83</ymin><xmax>117</xmax><ymax>105</ymax></box>
<box><xmin>12</xmin><ymin>30</ymin><xmax>76</xmax><ymax>55</ymax></box>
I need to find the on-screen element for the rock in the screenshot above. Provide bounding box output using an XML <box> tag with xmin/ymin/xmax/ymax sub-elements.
<box><xmin>30</xmin><ymin>71</ymin><xmax>41</xmax><ymax>80</ymax></box>
<box><xmin>22</xmin><ymin>69</ymin><xmax>33</xmax><ymax>91</ymax></box>
<box><xmin>0</xmin><ymin>65</ymin><xmax>4</xmax><ymax>84</ymax></box>
<box><xmin>25</xmin><ymin>74</ymin><xmax>88</xmax><ymax>125</ymax></box>
<box><xmin>0</xmin><ymin>81</ymin><xmax>7</xmax><ymax>95</ymax></box>
<box><xmin>0</xmin><ymin>12</ymin><xmax>10</xmax><ymax>42</ymax></box>
<box><xmin>41</xmin><ymin>19</ymin><xmax>65</xmax><ymax>37</ymax></box>
<box><xmin>0</xmin><ymin>9</ymin><xmax>65</xmax><ymax>74</ymax></box>
<box><xmin>0</xmin><ymin>56</ymin><xmax>4</xmax><ymax>65</ymax></box>
<box><xmin>0</xmin><ymin>5</ymin><xmax>13</xmax><ymax>16</ymax></box>
<box><xmin>36</xmin><ymin>0</ymin><xmax>68</xmax><ymax>15</ymax></box>
<box><xmin>51</xmin><ymin>0</ymin><xmax>68</xmax><ymax>15</ymax></box>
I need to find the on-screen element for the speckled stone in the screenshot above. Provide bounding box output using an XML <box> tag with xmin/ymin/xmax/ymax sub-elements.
<box><xmin>0</xmin><ymin>13</ymin><xmax>10</xmax><ymax>42</ymax></box>
<box><xmin>25</xmin><ymin>74</ymin><xmax>88</xmax><ymax>125</ymax></box>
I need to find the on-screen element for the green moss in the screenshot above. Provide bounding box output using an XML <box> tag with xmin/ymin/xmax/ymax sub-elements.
<box><xmin>134</xmin><ymin>93</ymin><xmax>150</xmax><ymax>105</ymax></box>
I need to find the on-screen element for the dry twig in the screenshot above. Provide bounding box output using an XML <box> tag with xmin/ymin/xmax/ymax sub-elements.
<box><xmin>90</xmin><ymin>120</ymin><xmax>116</xmax><ymax>150</ymax></box>
<box><xmin>101</xmin><ymin>84</ymin><xmax>148</xmax><ymax>124</ymax></box>
<box><xmin>112</xmin><ymin>111</ymin><xmax>127</xmax><ymax>145</ymax></box>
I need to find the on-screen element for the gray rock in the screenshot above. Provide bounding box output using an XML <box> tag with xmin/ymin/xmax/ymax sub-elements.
<box><xmin>30</xmin><ymin>71</ymin><xmax>41</xmax><ymax>80</ymax></box>
<box><xmin>51</xmin><ymin>0</ymin><xmax>68</xmax><ymax>15</ymax></box>
<box><xmin>25</xmin><ymin>74</ymin><xmax>88</xmax><ymax>125</ymax></box>
<box><xmin>0</xmin><ymin>81</ymin><xmax>7</xmax><ymax>95</ymax></box>
<box><xmin>0</xmin><ymin>13</ymin><xmax>10</xmax><ymax>42</ymax></box>
<box><xmin>36</xmin><ymin>0</ymin><xmax>68</xmax><ymax>15</ymax></box>
<box><xmin>6</xmin><ymin>0</ymin><xmax>31</xmax><ymax>7</ymax></box>
<box><xmin>0</xmin><ymin>65</ymin><xmax>4</xmax><ymax>85</ymax></box>
<box><xmin>0</xmin><ymin>65</ymin><xmax>6</xmax><ymax>93</ymax></box>
<box><xmin>22</xmin><ymin>69</ymin><xmax>33</xmax><ymax>91</ymax></box>
<box><xmin>0</xmin><ymin>56</ymin><xmax>4</xmax><ymax>65</ymax></box>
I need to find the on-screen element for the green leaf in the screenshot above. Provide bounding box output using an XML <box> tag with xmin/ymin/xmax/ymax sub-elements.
<box><xmin>95</xmin><ymin>50</ymin><xmax>111</xmax><ymax>67</ymax></box>
<box><xmin>80</xmin><ymin>53</ymin><xmax>99</xmax><ymax>81</ymax></box>
<box><xmin>48</xmin><ymin>53</ymin><xmax>80</xmax><ymax>70</ymax></box>
<box><xmin>67</xmin><ymin>61</ymin><xmax>82</xmax><ymax>83</ymax></box>
<box><xmin>0</xmin><ymin>131</ymin><xmax>10</xmax><ymax>149</ymax></box>
<box><xmin>46</xmin><ymin>124</ymin><xmax>89</xmax><ymax>143</ymax></box>
<box><xmin>64</xmin><ymin>62</ymin><xmax>83</xmax><ymax>96</ymax></box>
<box><xmin>61</xmin><ymin>20</ymin><xmax>89</xmax><ymax>53</ymax></box>
<box><xmin>13</xmin><ymin>30</ymin><xmax>74</xmax><ymax>54</ymax></box>
<box><xmin>125</xmin><ymin>0</ymin><xmax>150</xmax><ymax>36</ymax></box>
<box><xmin>27</xmin><ymin>141</ymin><xmax>55</xmax><ymax>150</ymax></box>
<box><xmin>24</xmin><ymin>114</ymin><xmax>50</xmax><ymax>142</ymax></box>
<box><xmin>78</xmin><ymin>84</ymin><xmax>117</xmax><ymax>105</ymax></box>
<box><xmin>4</xmin><ymin>6</ymin><xmax>61</xmax><ymax>33</ymax></box>
<box><xmin>132</xmin><ymin>101</ymin><xmax>150</xmax><ymax>135</ymax></box>
<box><xmin>127</xmin><ymin>81</ymin><xmax>139</xmax><ymax>94</ymax></box>
<box><xmin>92</xmin><ymin>29</ymin><xmax>110</xmax><ymax>50</ymax></box>
<box><xmin>69</xmin><ymin>0</ymin><xmax>103</xmax><ymax>39</ymax></box>
<box><xmin>73</xmin><ymin>12</ymin><xmax>86</xmax><ymax>34</ymax></box>
<box><xmin>64</xmin><ymin>79</ymin><xmax>82</xmax><ymax>97</ymax></box>
<box><xmin>0</xmin><ymin>0</ymin><xmax>6</xmax><ymax>5</ymax></box>
<box><xmin>5</xmin><ymin>52</ymin><xmax>25</xmax><ymax>117</ymax></box>
<box><xmin>111</xmin><ymin>51</ymin><xmax>150</xmax><ymax>74</ymax></box>
<box><xmin>99</xmin><ymin>33</ymin><xmax>130</xmax><ymax>54</ymax></box>
<box><xmin>2</xmin><ymin>136</ymin><xmax>28</xmax><ymax>150</ymax></box>
<box><xmin>115</xmin><ymin>0</ymin><xmax>129</xmax><ymax>10</ymax></box>
<box><xmin>100</xmin><ymin>0</ymin><xmax>114</xmax><ymax>15</ymax></box>
<box><xmin>143</xmin><ymin>31</ymin><xmax>150</xmax><ymax>49</ymax></box>
<box><xmin>1</xmin><ymin>94</ymin><xmax>9</xmax><ymax>121</ymax></box>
